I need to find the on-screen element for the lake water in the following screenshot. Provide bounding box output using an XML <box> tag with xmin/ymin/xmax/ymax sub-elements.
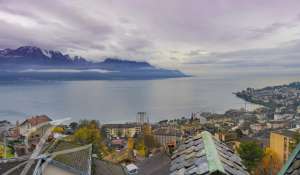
<box><xmin>1</xmin><ymin>73</ymin><xmax>300</xmax><ymax>123</ymax></box>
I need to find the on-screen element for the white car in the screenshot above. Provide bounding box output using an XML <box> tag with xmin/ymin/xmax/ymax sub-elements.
<box><xmin>126</xmin><ymin>163</ymin><xmax>138</xmax><ymax>175</ymax></box>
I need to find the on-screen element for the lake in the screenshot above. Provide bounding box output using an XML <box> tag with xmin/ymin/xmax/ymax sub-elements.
<box><xmin>1</xmin><ymin>73</ymin><xmax>300</xmax><ymax>123</ymax></box>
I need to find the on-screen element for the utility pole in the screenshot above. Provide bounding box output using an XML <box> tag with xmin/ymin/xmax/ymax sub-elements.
<box><xmin>3</xmin><ymin>126</ymin><xmax>8</xmax><ymax>159</ymax></box>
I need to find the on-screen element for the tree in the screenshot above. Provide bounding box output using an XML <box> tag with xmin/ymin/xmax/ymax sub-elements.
<box><xmin>289</xmin><ymin>132</ymin><xmax>300</xmax><ymax>152</ymax></box>
<box><xmin>69</xmin><ymin>122</ymin><xmax>78</xmax><ymax>130</ymax></box>
<box><xmin>52</xmin><ymin>126</ymin><xmax>64</xmax><ymax>133</ymax></box>
<box><xmin>237</xmin><ymin>141</ymin><xmax>264</xmax><ymax>172</ymax></box>
<box><xmin>254</xmin><ymin>148</ymin><xmax>281</xmax><ymax>175</ymax></box>
<box><xmin>0</xmin><ymin>145</ymin><xmax>4</xmax><ymax>158</ymax></box>
<box><xmin>134</xmin><ymin>136</ymin><xmax>146</xmax><ymax>157</ymax></box>
<box><xmin>134</xmin><ymin>134</ymin><xmax>160</xmax><ymax>157</ymax></box>
<box><xmin>72</xmin><ymin>120</ymin><xmax>109</xmax><ymax>158</ymax></box>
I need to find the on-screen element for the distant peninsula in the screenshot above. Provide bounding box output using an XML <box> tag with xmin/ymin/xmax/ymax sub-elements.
<box><xmin>0</xmin><ymin>46</ymin><xmax>188</xmax><ymax>81</ymax></box>
<box><xmin>235</xmin><ymin>82</ymin><xmax>300</xmax><ymax>112</ymax></box>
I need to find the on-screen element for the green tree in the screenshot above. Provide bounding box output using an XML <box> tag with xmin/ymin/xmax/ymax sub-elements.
<box><xmin>69</xmin><ymin>122</ymin><xmax>78</xmax><ymax>130</ymax></box>
<box><xmin>134</xmin><ymin>135</ymin><xmax>160</xmax><ymax>157</ymax></box>
<box><xmin>237</xmin><ymin>141</ymin><xmax>264</xmax><ymax>172</ymax></box>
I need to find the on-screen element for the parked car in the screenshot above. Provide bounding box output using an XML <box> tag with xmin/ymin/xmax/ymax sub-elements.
<box><xmin>125</xmin><ymin>163</ymin><xmax>138</xmax><ymax>175</ymax></box>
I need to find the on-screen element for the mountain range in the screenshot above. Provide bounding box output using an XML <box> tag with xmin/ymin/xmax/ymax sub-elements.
<box><xmin>0</xmin><ymin>46</ymin><xmax>188</xmax><ymax>80</ymax></box>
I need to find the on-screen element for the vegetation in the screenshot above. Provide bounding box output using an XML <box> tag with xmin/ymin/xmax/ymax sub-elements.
<box><xmin>254</xmin><ymin>148</ymin><xmax>281</xmax><ymax>175</ymax></box>
<box><xmin>134</xmin><ymin>134</ymin><xmax>160</xmax><ymax>157</ymax></box>
<box><xmin>52</xmin><ymin>126</ymin><xmax>64</xmax><ymax>133</ymax></box>
<box><xmin>69</xmin><ymin>122</ymin><xmax>79</xmax><ymax>130</ymax></box>
<box><xmin>0</xmin><ymin>145</ymin><xmax>14</xmax><ymax>158</ymax></box>
<box><xmin>72</xmin><ymin>120</ymin><xmax>109</xmax><ymax>158</ymax></box>
<box><xmin>289</xmin><ymin>132</ymin><xmax>300</xmax><ymax>152</ymax></box>
<box><xmin>237</xmin><ymin>141</ymin><xmax>264</xmax><ymax>173</ymax></box>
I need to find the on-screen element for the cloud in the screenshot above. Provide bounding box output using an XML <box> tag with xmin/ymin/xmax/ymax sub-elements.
<box><xmin>187</xmin><ymin>38</ymin><xmax>300</xmax><ymax>69</ymax></box>
<box><xmin>1</xmin><ymin>0</ymin><xmax>300</xmax><ymax>72</ymax></box>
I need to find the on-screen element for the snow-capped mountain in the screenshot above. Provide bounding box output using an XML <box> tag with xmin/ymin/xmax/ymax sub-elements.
<box><xmin>0</xmin><ymin>46</ymin><xmax>188</xmax><ymax>80</ymax></box>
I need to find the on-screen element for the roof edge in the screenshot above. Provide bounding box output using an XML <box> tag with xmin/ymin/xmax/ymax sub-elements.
<box><xmin>201</xmin><ymin>131</ymin><xmax>225</xmax><ymax>173</ymax></box>
<box><xmin>278</xmin><ymin>142</ymin><xmax>300</xmax><ymax>175</ymax></box>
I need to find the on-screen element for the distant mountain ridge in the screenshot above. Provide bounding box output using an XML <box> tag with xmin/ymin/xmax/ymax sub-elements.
<box><xmin>0</xmin><ymin>46</ymin><xmax>188</xmax><ymax>80</ymax></box>
<box><xmin>0</xmin><ymin>46</ymin><xmax>89</xmax><ymax>67</ymax></box>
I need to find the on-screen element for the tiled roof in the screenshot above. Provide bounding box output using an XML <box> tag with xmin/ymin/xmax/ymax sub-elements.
<box><xmin>0</xmin><ymin>159</ymin><xmax>37</xmax><ymax>175</ymax></box>
<box><xmin>46</xmin><ymin>140</ymin><xmax>92</xmax><ymax>174</ymax></box>
<box><xmin>21</xmin><ymin>115</ymin><xmax>52</xmax><ymax>126</ymax></box>
<box><xmin>278</xmin><ymin>143</ymin><xmax>300</xmax><ymax>175</ymax></box>
<box><xmin>0</xmin><ymin>141</ymin><xmax>92</xmax><ymax>175</ymax></box>
<box><xmin>170</xmin><ymin>131</ymin><xmax>249</xmax><ymax>175</ymax></box>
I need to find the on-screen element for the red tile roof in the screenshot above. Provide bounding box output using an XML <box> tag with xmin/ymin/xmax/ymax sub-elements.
<box><xmin>21</xmin><ymin>115</ymin><xmax>52</xmax><ymax>126</ymax></box>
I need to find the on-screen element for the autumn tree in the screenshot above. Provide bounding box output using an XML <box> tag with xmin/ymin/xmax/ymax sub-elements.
<box><xmin>237</xmin><ymin>141</ymin><xmax>264</xmax><ymax>173</ymax></box>
<box><xmin>0</xmin><ymin>145</ymin><xmax>4</xmax><ymax>158</ymax></box>
<box><xmin>134</xmin><ymin>134</ymin><xmax>160</xmax><ymax>157</ymax></box>
<box><xmin>72</xmin><ymin>120</ymin><xmax>109</xmax><ymax>158</ymax></box>
<box><xmin>254</xmin><ymin>148</ymin><xmax>281</xmax><ymax>175</ymax></box>
<box><xmin>52</xmin><ymin>126</ymin><xmax>64</xmax><ymax>133</ymax></box>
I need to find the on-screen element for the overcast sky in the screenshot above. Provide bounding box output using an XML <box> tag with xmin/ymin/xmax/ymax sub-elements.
<box><xmin>1</xmin><ymin>0</ymin><xmax>300</xmax><ymax>75</ymax></box>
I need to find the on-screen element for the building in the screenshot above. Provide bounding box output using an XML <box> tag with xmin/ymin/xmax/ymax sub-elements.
<box><xmin>278</xmin><ymin>142</ymin><xmax>300</xmax><ymax>175</ymax></box>
<box><xmin>136</xmin><ymin>112</ymin><xmax>149</xmax><ymax>125</ymax></box>
<box><xmin>270</xmin><ymin>130</ymin><xmax>296</xmax><ymax>166</ymax></box>
<box><xmin>214</xmin><ymin>131</ymin><xmax>237</xmax><ymax>143</ymax></box>
<box><xmin>153</xmin><ymin>127</ymin><xmax>183</xmax><ymax>147</ymax></box>
<box><xmin>250</xmin><ymin>123</ymin><xmax>267</xmax><ymax>133</ymax></box>
<box><xmin>102</xmin><ymin>123</ymin><xmax>142</xmax><ymax>139</ymax></box>
<box><xmin>0</xmin><ymin>120</ymin><xmax>12</xmax><ymax>135</ymax></box>
<box><xmin>266</xmin><ymin>120</ymin><xmax>288</xmax><ymax>129</ymax></box>
<box><xmin>19</xmin><ymin>115</ymin><xmax>52</xmax><ymax>136</ymax></box>
<box><xmin>170</xmin><ymin>131</ymin><xmax>249</xmax><ymax>175</ymax></box>
<box><xmin>274</xmin><ymin>113</ymin><xmax>293</xmax><ymax>121</ymax></box>
<box><xmin>206</xmin><ymin>115</ymin><xmax>232</xmax><ymax>124</ymax></box>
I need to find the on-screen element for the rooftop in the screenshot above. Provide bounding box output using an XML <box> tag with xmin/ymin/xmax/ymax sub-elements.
<box><xmin>170</xmin><ymin>131</ymin><xmax>249</xmax><ymax>175</ymax></box>
<box><xmin>20</xmin><ymin>115</ymin><xmax>52</xmax><ymax>126</ymax></box>
<box><xmin>272</xmin><ymin>129</ymin><xmax>296</xmax><ymax>138</ymax></box>
<box><xmin>102</xmin><ymin>123</ymin><xmax>139</xmax><ymax>129</ymax></box>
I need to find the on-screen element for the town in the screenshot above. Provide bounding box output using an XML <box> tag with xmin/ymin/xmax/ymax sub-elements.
<box><xmin>2</xmin><ymin>83</ymin><xmax>300</xmax><ymax>175</ymax></box>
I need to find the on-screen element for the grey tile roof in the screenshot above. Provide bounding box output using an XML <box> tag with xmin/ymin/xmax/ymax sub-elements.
<box><xmin>170</xmin><ymin>131</ymin><xmax>249</xmax><ymax>175</ymax></box>
<box><xmin>0</xmin><ymin>159</ymin><xmax>37</xmax><ymax>175</ymax></box>
<box><xmin>0</xmin><ymin>141</ymin><xmax>92</xmax><ymax>175</ymax></box>
<box><xmin>45</xmin><ymin>140</ymin><xmax>92</xmax><ymax>174</ymax></box>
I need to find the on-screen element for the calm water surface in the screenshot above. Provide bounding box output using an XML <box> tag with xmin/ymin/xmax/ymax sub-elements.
<box><xmin>1</xmin><ymin>74</ymin><xmax>300</xmax><ymax>123</ymax></box>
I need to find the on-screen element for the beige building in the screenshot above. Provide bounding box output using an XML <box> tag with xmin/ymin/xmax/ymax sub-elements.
<box><xmin>19</xmin><ymin>115</ymin><xmax>52</xmax><ymax>136</ymax></box>
<box><xmin>153</xmin><ymin>127</ymin><xmax>183</xmax><ymax>147</ymax></box>
<box><xmin>270</xmin><ymin>130</ymin><xmax>296</xmax><ymax>166</ymax></box>
<box><xmin>103</xmin><ymin>123</ymin><xmax>142</xmax><ymax>139</ymax></box>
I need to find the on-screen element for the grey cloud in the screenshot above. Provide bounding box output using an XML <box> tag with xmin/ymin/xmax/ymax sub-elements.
<box><xmin>188</xmin><ymin>39</ymin><xmax>300</xmax><ymax>68</ymax></box>
<box><xmin>1</xmin><ymin>0</ymin><xmax>300</xmax><ymax>69</ymax></box>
